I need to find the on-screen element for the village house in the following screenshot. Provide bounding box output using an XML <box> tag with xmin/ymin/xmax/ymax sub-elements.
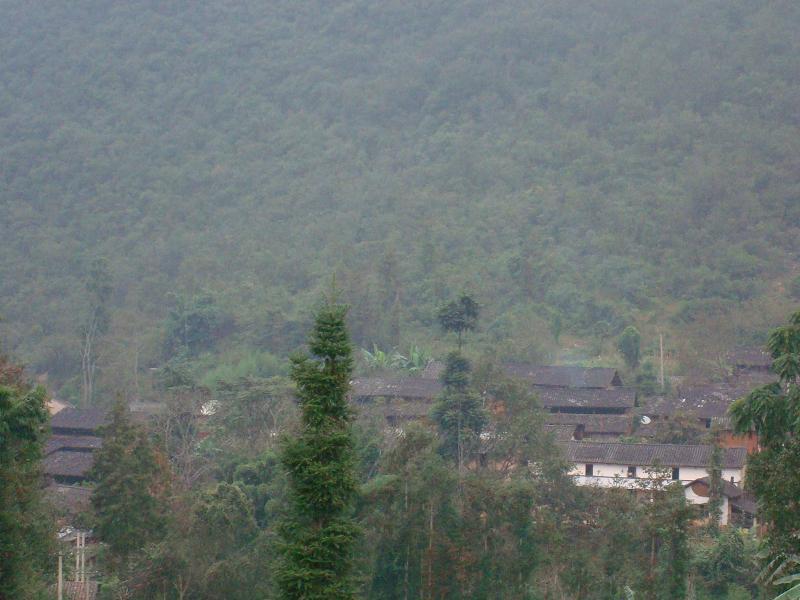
<box><xmin>44</xmin><ymin>408</ymin><xmax>108</xmax><ymax>516</ymax></box>
<box><xmin>640</xmin><ymin>384</ymin><xmax>759</xmax><ymax>451</ymax></box>
<box><xmin>563</xmin><ymin>441</ymin><xmax>751</xmax><ymax>525</ymax></box>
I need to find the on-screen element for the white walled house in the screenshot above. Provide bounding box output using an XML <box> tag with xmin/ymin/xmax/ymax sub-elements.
<box><xmin>563</xmin><ymin>441</ymin><xmax>750</xmax><ymax>526</ymax></box>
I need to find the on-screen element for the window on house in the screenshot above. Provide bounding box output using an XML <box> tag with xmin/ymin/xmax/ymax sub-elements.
<box><xmin>671</xmin><ymin>467</ymin><xmax>680</xmax><ymax>480</ymax></box>
<box><xmin>585</xmin><ymin>464</ymin><xmax>594</xmax><ymax>476</ymax></box>
<box><xmin>627</xmin><ymin>466</ymin><xmax>637</xmax><ymax>478</ymax></box>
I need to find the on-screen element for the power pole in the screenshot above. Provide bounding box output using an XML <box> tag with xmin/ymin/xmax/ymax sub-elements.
<box><xmin>81</xmin><ymin>531</ymin><xmax>86</xmax><ymax>585</ymax></box>
<box><xmin>659</xmin><ymin>333</ymin><xmax>665</xmax><ymax>391</ymax></box>
<box><xmin>57</xmin><ymin>551</ymin><xmax>63</xmax><ymax>600</ymax></box>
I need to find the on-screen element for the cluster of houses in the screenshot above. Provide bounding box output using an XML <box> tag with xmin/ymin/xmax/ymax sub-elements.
<box><xmin>351</xmin><ymin>347</ymin><xmax>773</xmax><ymax>527</ymax></box>
<box><xmin>42</xmin><ymin>347</ymin><xmax>771</xmax><ymax>538</ymax></box>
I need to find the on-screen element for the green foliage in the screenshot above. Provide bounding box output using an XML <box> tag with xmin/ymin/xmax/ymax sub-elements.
<box><xmin>759</xmin><ymin>555</ymin><xmax>800</xmax><ymax>600</ymax></box>
<box><xmin>278</xmin><ymin>302</ymin><xmax>360</xmax><ymax>599</ymax></box>
<box><xmin>164</xmin><ymin>292</ymin><xmax>226</xmax><ymax>358</ymax></box>
<box><xmin>0</xmin><ymin>356</ymin><xmax>52</xmax><ymax>600</ymax></box>
<box><xmin>706</xmin><ymin>443</ymin><xmax>724</xmax><ymax>535</ymax></box>
<box><xmin>361</xmin><ymin>344</ymin><xmax>432</xmax><ymax>374</ymax></box>
<box><xmin>651</xmin><ymin>484</ymin><xmax>694</xmax><ymax>600</ymax></box>
<box><xmin>694</xmin><ymin>530</ymin><xmax>758</xmax><ymax>597</ymax></box>
<box><xmin>618</xmin><ymin>326</ymin><xmax>641</xmax><ymax>369</ymax></box>
<box><xmin>362</xmin><ymin>423</ymin><xmax>458</xmax><ymax>600</ymax></box>
<box><xmin>90</xmin><ymin>401</ymin><xmax>171</xmax><ymax>561</ymax></box>
<box><xmin>437</xmin><ymin>294</ymin><xmax>480</xmax><ymax>349</ymax></box>
<box><xmin>199</xmin><ymin>350</ymin><xmax>287</xmax><ymax>389</ymax></box>
<box><xmin>636</xmin><ymin>361</ymin><xmax>659</xmax><ymax>396</ymax></box>
<box><xmin>2</xmin><ymin>0</ymin><xmax>800</xmax><ymax>394</ymax></box>
<box><xmin>430</xmin><ymin>352</ymin><xmax>486</xmax><ymax>465</ymax></box>
<box><xmin>730</xmin><ymin>310</ymin><xmax>800</xmax><ymax>556</ymax></box>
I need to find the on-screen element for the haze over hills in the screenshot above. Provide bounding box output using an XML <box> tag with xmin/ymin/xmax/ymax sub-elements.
<box><xmin>1</xmin><ymin>0</ymin><xmax>799</xmax><ymax>396</ymax></box>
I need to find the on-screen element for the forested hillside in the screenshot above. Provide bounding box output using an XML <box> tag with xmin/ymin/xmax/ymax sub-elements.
<box><xmin>2</xmin><ymin>0</ymin><xmax>799</xmax><ymax>399</ymax></box>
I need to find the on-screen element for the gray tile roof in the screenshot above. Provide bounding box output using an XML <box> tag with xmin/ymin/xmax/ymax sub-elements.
<box><xmin>504</xmin><ymin>364</ymin><xmax>623</xmax><ymax>388</ymax></box>
<box><xmin>536</xmin><ymin>387</ymin><xmax>636</xmax><ymax>410</ymax></box>
<box><xmin>544</xmin><ymin>424</ymin><xmax>577</xmax><ymax>442</ymax></box>
<box><xmin>44</xmin><ymin>450</ymin><xmax>95</xmax><ymax>478</ymax></box>
<box><xmin>563</xmin><ymin>441</ymin><xmax>747</xmax><ymax>469</ymax></box>
<box><xmin>641</xmin><ymin>384</ymin><xmax>754</xmax><ymax>420</ymax></box>
<box><xmin>727</xmin><ymin>347</ymin><xmax>772</xmax><ymax>369</ymax></box>
<box><xmin>545</xmin><ymin>413</ymin><xmax>633</xmax><ymax>434</ymax></box>
<box><xmin>50</xmin><ymin>408</ymin><xmax>109</xmax><ymax>434</ymax></box>
<box><xmin>350</xmin><ymin>377</ymin><xmax>442</xmax><ymax>400</ymax></box>
<box><xmin>45</xmin><ymin>435</ymin><xmax>102</xmax><ymax>456</ymax></box>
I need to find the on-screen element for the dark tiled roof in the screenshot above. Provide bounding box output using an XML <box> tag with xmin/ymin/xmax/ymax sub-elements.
<box><xmin>50</xmin><ymin>408</ymin><xmax>109</xmax><ymax>433</ymax></box>
<box><xmin>45</xmin><ymin>435</ymin><xmax>102</xmax><ymax>456</ymax></box>
<box><xmin>563</xmin><ymin>441</ymin><xmax>747</xmax><ymax>469</ymax></box>
<box><xmin>731</xmin><ymin>493</ymin><xmax>758</xmax><ymax>515</ymax></box>
<box><xmin>421</xmin><ymin>361</ymin><xmax>445</xmax><ymax>379</ymax></box>
<box><xmin>544</xmin><ymin>424</ymin><xmax>576</xmax><ymax>442</ymax></box>
<box><xmin>536</xmin><ymin>387</ymin><xmax>636</xmax><ymax>410</ymax></box>
<box><xmin>44</xmin><ymin>450</ymin><xmax>95</xmax><ymax>478</ymax></box>
<box><xmin>641</xmin><ymin>384</ymin><xmax>753</xmax><ymax>419</ymax></box>
<box><xmin>545</xmin><ymin>413</ymin><xmax>632</xmax><ymax>434</ymax></box>
<box><xmin>727</xmin><ymin>347</ymin><xmax>772</xmax><ymax>369</ymax></box>
<box><xmin>45</xmin><ymin>484</ymin><xmax>93</xmax><ymax>515</ymax></box>
<box><xmin>504</xmin><ymin>364</ymin><xmax>622</xmax><ymax>388</ymax></box>
<box><xmin>350</xmin><ymin>377</ymin><xmax>442</xmax><ymax>400</ymax></box>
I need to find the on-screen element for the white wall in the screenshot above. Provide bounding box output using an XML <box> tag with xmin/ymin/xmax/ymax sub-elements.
<box><xmin>569</xmin><ymin>463</ymin><xmax>743</xmax><ymax>484</ymax></box>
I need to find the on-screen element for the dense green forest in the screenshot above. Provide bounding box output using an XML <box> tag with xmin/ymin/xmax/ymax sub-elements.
<box><xmin>2</xmin><ymin>0</ymin><xmax>800</xmax><ymax>400</ymax></box>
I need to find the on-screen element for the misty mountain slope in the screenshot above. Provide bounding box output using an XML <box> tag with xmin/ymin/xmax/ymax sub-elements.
<box><xmin>1</xmin><ymin>0</ymin><xmax>799</xmax><ymax>386</ymax></box>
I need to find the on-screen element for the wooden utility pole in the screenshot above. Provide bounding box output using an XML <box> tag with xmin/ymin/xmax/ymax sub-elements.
<box><xmin>659</xmin><ymin>333</ymin><xmax>665</xmax><ymax>390</ymax></box>
<box><xmin>81</xmin><ymin>531</ymin><xmax>86</xmax><ymax>585</ymax></box>
<box><xmin>57</xmin><ymin>551</ymin><xmax>63</xmax><ymax>600</ymax></box>
<box><xmin>75</xmin><ymin>532</ymin><xmax>80</xmax><ymax>582</ymax></box>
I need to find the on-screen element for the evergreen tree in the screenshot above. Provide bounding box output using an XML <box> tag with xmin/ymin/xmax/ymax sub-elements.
<box><xmin>0</xmin><ymin>355</ymin><xmax>52</xmax><ymax>600</ymax></box>
<box><xmin>431</xmin><ymin>352</ymin><xmax>486</xmax><ymax>474</ymax></box>
<box><xmin>437</xmin><ymin>293</ymin><xmax>479</xmax><ymax>350</ymax></box>
<box><xmin>90</xmin><ymin>400</ymin><xmax>170</xmax><ymax>561</ymax></box>
<box><xmin>730</xmin><ymin>310</ymin><xmax>800</xmax><ymax>556</ymax></box>
<box><xmin>278</xmin><ymin>302</ymin><xmax>360</xmax><ymax>599</ymax></box>
<box><xmin>617</xmin><ymin>326</ymin><xmax>641</xmax><ymax>369</ymax></box>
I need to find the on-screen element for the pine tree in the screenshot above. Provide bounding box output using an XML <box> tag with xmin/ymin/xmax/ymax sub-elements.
<box><xmin>431</xmin><ymin>352</ymin><xmax>486</xmax><ymax>473</ymax></box>
<box><xmin>90</xmin><ymin>400</ymin><xmax>170</xmax><ymax>561</ymax></box>
<box><xmin>278</xmin><ymin>302</ymin><xmax>360</xmax><ymax>599</ymax></box>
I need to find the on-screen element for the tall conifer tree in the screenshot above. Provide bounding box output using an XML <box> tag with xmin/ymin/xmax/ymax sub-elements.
<box><xmin>90</xmin><ymin>401</ymin><xmax>170</xmax><ymax>561</ymax></box>
<box><xmin>278</xmin><ymin>302</ymin><xmax>359</xmax><ymax>599</ymax></box>
<box><xmin>0</xmin><ymin>355</ymin><xmax>52</xmax><ymax>599</ymax></box>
